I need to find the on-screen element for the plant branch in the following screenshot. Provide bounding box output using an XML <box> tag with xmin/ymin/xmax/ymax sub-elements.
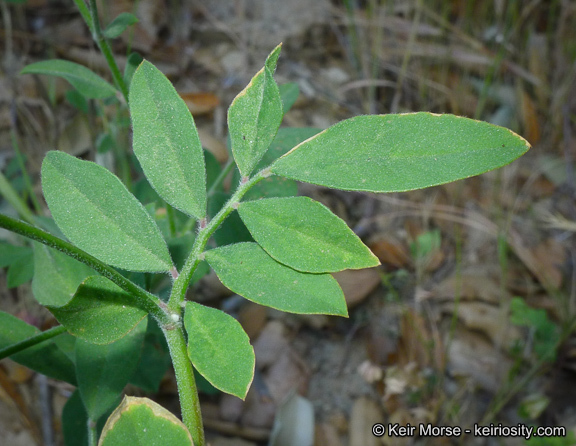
<box><xmin>86</xmin><ymin>0</ymin><xmax>129</xmax><ymax>102</ymax></box>
<box><xmin>168</xmin><ymin>169</ymin><xmax>268</xmax><ymax>313</ymax></box>
<box><xmin>0</xmin><ymin>214</ymin><xmax>170</xmax><ymax>325</ymax></box>
<box><xmin>0</xmin><ymin>325</ymin><xmax>67</xmax><ymax>360</ymax></box>
<box><xmin>162</xmin><ymin>325</ymin><xmax>204</xmax><ymax>446</ymax></box>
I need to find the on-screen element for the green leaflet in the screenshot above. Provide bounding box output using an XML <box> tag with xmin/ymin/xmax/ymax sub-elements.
<box><xmin>48</xmin><ymin>276</ymin><xmax>148</xmax><ymax>345</ymax></box>
<box><xmin>271</xmin><ymin>113</ymin><xmax>531</xmax><ymax>192</ymax></box>
<box><xmin>205</xmin><ymin>242</ymin><xmax>348</xmax><ymax>316</ymax></box>
<box><xmin>103</xmin><ymin>12</ymin><xmax>139</xmax><ymax>39</ymax></box>
<box><xmin>76</xmin><ymin>318</ymin><xmax>147</xmax><ymax>421</ymax></box>
<box><xmin>32</xmin><ymin>242</ymin><xmax>95</xmax><ymax>307</ymax></box>
<box><xmin>228</xmin><ymin>47</ymin><xmax>283</xmax><ymax>176</ymax></box>
<box><xmin>184</xmin><ymin>302</ymin><xmax>254</xmax><ymax>399</ymax></box>
<box><xmin>238</xmin><ymin>197</ymin><xmax>379</xmax><ymax>273</ymax></box>
<box><xmin>0</xmin><ymin>311</ymin><xmax>77</xmax><ymax>384</ymax></box>
<box><xmin>130</xmin><ymin>61</ymin><xmax>207</xmax><ymax>219</ymax></box>
<box><xmin>98</xmin><ymin>397</ymin><xmax>194</xmax><ymax>446</ymax></box>
<box><xmin>42</xmin><ymin>151</ymin><xmax>173</xmax><ymax>272</ymax></box>
<box><xmin>21</xmin><ymin>59</ymin><xmax>117</xmax><ymax>99</ymax></box>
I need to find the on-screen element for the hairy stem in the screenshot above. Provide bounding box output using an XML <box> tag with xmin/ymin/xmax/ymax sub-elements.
<box><xmin>168</xmin><ymin>170</ymin><xmax>267</xmax><ymax>313</ymax></box>
<box><xmin>0</xmin><ymin>214</ymin><xmax>170</xmax><ymax>325</ymax></box>
<box><xmin>162</xmin><ymin>325</ymin><xmax>204</xmax><ymax>446</ymax></box>
<box><xmin>87</xmin><ymin>0</ymin><xmax>129</xmax><ymax>102</ymax></box>
<box><xmin>0</xmin><ymin>325</ymin><xmax>67</xmax><ymax>360</ymax></box>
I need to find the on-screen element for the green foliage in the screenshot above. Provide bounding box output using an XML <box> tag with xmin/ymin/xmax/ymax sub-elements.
<box><xmin>270</xmin><ymin>113</ymin><xmax>529</xmax><ymax>192</ymax></box>
<box><xmin>129</xmin><ymin>61</ymin><xmax>207</xmax><ymax>219</ymax></box>
<box><xmin>103</xmin><ymin>12</ymin><xmax>139</xmax><ymax>39</ymax></box>
<box><xmin>184</xmin><ymin>302</ymin><xmax>254</xmax><ymax>399</ymax></box>
<box><xmin>41</xmin><ymin>151</ymin><xmax>174</xmax><ymax>272</ymax></box>
<box><xmin>510</xmin><ymin>297</ymin><xmax>560</xmax><ymax>362</ymax></box>
<box><xmin>21</xmin><ymin>59</ymin><xmax>117</xmax><ymax>99</ymax></box>
<box><xmin>0</xmin><ymin>17</ymin><xmax>531</xmax><ymax>445</ymax></box>
<box><xmin>98</xmin><ymin>396</ymin><xmax>194</xmax><ymax>446</ymax></box>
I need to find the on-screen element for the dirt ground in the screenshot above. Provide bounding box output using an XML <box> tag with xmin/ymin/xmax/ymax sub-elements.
<box><xmin>1</xmin><ymin>1</ymin><xmax>576</xmax><ymax>445</ymax></box>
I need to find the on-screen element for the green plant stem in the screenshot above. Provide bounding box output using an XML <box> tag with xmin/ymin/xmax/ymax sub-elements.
<box><xmin>208</xmin><ymin>158</ymin><xmax>236</xmax><ymax>197</ymax></box>
<box><xmin>168</xmin><ymin>170</ymin><xmax>268</xmax><ymax>313</ymax></box>
<box><xmin>86</xmin><ymin>0</ymin><xmax>129</xmax><ymax>103</ymax></box>
<box><xmin>0</xmin><ymin>325</ymin><xmax>67</xmax><ymax>360</ymax></box>
<box><xmin>162</xmin><ymin>325</ymin><xmax>204</xmax><ymax>446</ymax></box>
<box><xmin>0</xmin><ymin>214</ymin><xmax>169</xmax><ymax>325</ymax></box>
<box><xmin>87</xmin><ymin>419</ymin><xmax>97</xmax><ymax>446</ymax></box>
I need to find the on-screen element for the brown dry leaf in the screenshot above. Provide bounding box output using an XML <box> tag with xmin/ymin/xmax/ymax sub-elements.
<box><xmin>430</xmin><ymin>267</ymin><xmax>504</xmax><ymax>305</ymax></box>
<box><xmin>398</xmin><ymin>308</ymin><xmax>445</xmax><ymax>370</ymax></box>
<box><xmin>520</xmin><ymin>91</ymin><xmax>541</xmax><ymax>145</ymax></box>
<box><xmin>447</xmin><ymin>327</ymin><xmax>512</xmax><ymax>392</ymax></box>
<box><xmin>439</xmin><ymin>301</ymin><xmax>522</xmax><ymax>349</ymax></box>
<box><xmin>180</xmin><ymin>92</ymin><xmax>220</xmax><ymax>116</ymax></box>
<box><xmin>333</xmin><ymin>268</ymin><xmax>381</xmax><ymax>308</ymax></box>
<box><xmin>507</xmin><ymin>231</ymin><xmax>565</xmax><ymax>290</ymax></box>
<box><xmin>369</xmin><ymin>238</ymin><xmax>411</xmax><ymax>270</ymax></box>
<box><xmin>349</xmin><ymin>397</ymin><xmax>383</xmax><ymax>446</ymax></box>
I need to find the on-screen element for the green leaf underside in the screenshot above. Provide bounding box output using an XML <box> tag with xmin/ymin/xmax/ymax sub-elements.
<box><xmin>32</xmin><ymin>243</ymin><xmax>95</xmax><ymax>307</ymax></box>
<box><xmin>184</xmin><ymin>301</ymin><xmax>254</xmax><ymax>399</ymax></box>
<box><xmin>238</xmin><ymin>197</ymin><xmax>379</xmax><ymax>273</ymax></box>
<box><xmin>0</xmin><ymin>311</ymin><xmax>77</xmax><ymax>384</ymax></box>
<box><xmin>270</xmin><ymin>113</ymin><xmax>531</xmax><ymax>192</ymax></box>
<box><xmin>42</xmin><ymin>151</ymin><xmax>173</xmax><ymax>272</ymax></box>
<box><xmin>76</xmin><ymin>319</ymin><xmax>147</xmax><ymax>421</ymax></box>
<box><xmin>228</xmin><ymin>65</ymin><xmax>283</xmax><ymax>176</ymax></box>
<box><xmin>205</xmin><ymin>242</ymin><xmax>348</xmax><ymax>316</ymax></box>
<box><xmin>21</xmin><ymin>60</ymin><xmax>117</xmax><ymax>99</ymax></box>
<box><xmin>99</xmin><ymin>396</ymin><xmax>193</xmax><ymax>446</ymax></box>
<box><xmin>48</xmin><ymin>276</ymin><xmax>148</xmax><ymax>345</ymax></box>
<box><xmin>130</xmin><ymin>60</ymin><xmax>207</xmax><ymax>219</ymax></box>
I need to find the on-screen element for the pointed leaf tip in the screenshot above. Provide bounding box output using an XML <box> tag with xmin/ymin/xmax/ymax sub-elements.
<box><xmin>271</xmin><ymin>113</ymin><xmax>530</xmax><ymax>192</ymax></box>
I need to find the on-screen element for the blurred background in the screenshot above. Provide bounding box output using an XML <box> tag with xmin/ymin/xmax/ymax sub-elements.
<box><xmin>0</xmin><ymin>0</ymin><xmax>575</xmax><ymax>445</ymax></box>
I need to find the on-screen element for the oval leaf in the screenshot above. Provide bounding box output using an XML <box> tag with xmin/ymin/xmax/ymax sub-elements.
<box><xmin>48</xmin><ymin>276</ymin><xmax>148</xmax><ymax>345</ymax></box>
<box><xmin>130</xmin><ymin>60</ymin><xmax>207</xmax><ymax>219</ymax></box>
<box><xmin>270</xmin><ymin>113</ymin><xmax>531</xmax><ymax>192</ymax></box>
<box><xmin>21</xmin><ymin>59</ymin><xmax>117</xmax><ymax>99</ymax></box>
<box><xmin>238</xmin><ymin>197</ymin><xmax>379</xmax><ymax>273</ymax></box>
<box><xmin>204</xmin><ymin>242</ymin><xmax>348</xmax><ymax>316</ymax></box>
<box><xmin>228</xmin><ymin>50</ymin><xmax>283</xmax><ymax>176</ymax></box>
<box><xmin>184</xmin><ymin>302</ymin><xmax>254</xmax><ymax>399</ymax></box>
<box><xmin>76</xmin><ymin>319</ymin><xmax>147</xmax><ymax>421</ymax></box>
<box><xmin>98</xmin><ymin>396</ymin><xmax>194</xmax><ymax>446</ymax></box>
<box><xmin>42</xmin><ymin>151</ymin><xmax>173</xmax><ymax>272</ymax></box>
